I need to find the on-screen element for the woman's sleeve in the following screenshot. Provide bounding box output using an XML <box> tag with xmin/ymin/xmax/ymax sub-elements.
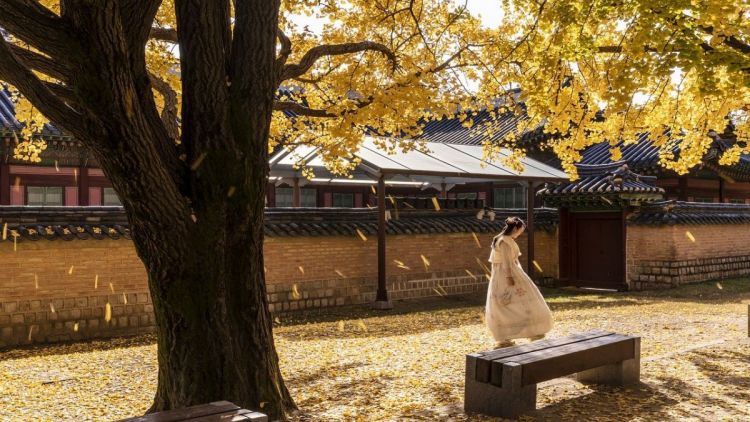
<box><xmin>498</xmin><ymin>242</ymin><xmax>514</xmax><ymax>277</ymax></box>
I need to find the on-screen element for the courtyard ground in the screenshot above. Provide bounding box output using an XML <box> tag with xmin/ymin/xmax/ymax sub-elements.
<box><xmin>1</xmin><ymin>279</ymin><xmax>749</xmax><ymax>421</ymax></box>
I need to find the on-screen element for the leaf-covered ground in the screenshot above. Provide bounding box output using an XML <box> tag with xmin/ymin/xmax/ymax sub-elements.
<box><xmin>1</xmin><ymin>279</ymin><xmax>749</xmax><ymax>421</ymax></box>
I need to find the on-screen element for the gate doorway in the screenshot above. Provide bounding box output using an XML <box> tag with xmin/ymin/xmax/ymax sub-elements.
<box><xmin>560</xmin><ymin>210</ymin><xmax>627</xmax><ymax>290</ymax></box>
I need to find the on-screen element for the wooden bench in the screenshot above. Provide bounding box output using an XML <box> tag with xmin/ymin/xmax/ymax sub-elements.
<box><xmin>117</xmin><ymin>401</ymin><xmax>267</xmax><ymax>422</ymax></box>
<box><xmin>465</xmin><ymin>330</ymin><xmax>640</xmax><ymax>418</ymax></box>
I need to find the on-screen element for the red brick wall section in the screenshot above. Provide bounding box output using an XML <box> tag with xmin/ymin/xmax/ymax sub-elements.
<box><xmin>627</xmin><ymin>224</ymin><xmax>750</xmax><ymax>289</ymax></box>
<box><xmin>0</xmin><ymin>229</ymin><xmax>559</xmax><ymax>348</ymax></box>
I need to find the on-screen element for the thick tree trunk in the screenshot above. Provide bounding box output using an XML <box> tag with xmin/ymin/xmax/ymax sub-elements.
<box><xmin>2</xmin><ymin>1</ymin><xmax>294</xmax><ymax>418</ymax></box>
<box><xmin>141</xmin><ymin>204</ymin><xmax>294</xmax><ymax>418</ymax></box>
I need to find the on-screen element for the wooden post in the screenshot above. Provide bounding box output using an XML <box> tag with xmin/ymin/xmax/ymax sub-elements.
<box><xmin>526</xmin><ymin>182</ymin><xmax>535</xmax><ymax>281</ymax></box>
<box><xmin>292</xmin><ymin>177</ymin><xmax>300</xmax><ymax>207</ymax></box>
<box><xmin>0</xmin><ymin>155</ymin><xmax>9</xmax><ymax>206</ymax></box>
<box><xmin>441</xmin><ymin>182</ymin><xmax>447</xmax><ymax>199</ymax></box>
<box><xmin>677</xmin><ymin>176</ymin><xmax>688</xmax><ymax>201</ymax></box>
<box><xmin>719</xmin><ymin>177</ymin><xmax>725</xmax><ymax>203</ymax></box>
<box><xmin>78</xmin><ymin>166</ymin><xmax>89</xmax><ymax>206</ymax></box>
<box><xmin>373</xmin><ymin>175</ymin><xmax>392</xmax><ymax>309</ymax></box>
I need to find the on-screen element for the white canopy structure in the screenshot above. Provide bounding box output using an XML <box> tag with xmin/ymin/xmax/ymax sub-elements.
<box><xmin>268</xmin><ymin>137</ymin><xmax>568</xmax><ymax>309</ymax></box>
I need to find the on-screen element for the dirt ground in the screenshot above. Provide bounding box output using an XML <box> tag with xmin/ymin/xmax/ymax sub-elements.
<box><xmin>1</xmin><ymin>279</ymin><xmax>749</xmax><ymax>421</ymax></box>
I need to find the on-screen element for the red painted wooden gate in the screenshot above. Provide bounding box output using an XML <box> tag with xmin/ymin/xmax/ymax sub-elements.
<box><xmin>559</xmin><ymin>210</ymin><xmax>627</xmax><ymax>290</ymax></box>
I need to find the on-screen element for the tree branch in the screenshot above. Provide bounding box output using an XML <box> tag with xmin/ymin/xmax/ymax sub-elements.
<box><xmin>280</xmin><ymin>41</ymin><xmax>398</xmax><ymax>82</ymax></box>
<box><xmin>150</xmin><ymin>27</ymin><xmax>178</xmax><ymax>43</ymax></box>
<box><xmin>121</xmin><ymin>1</ymin><xmax>164</xmax><ymax>52</ymax></box>
<box><xmin>8</xmin><ymin>44</ymin><xmax>69</xmax><ymax>82</ymax></box>
<box><xmin>276</xmin><ymin>27</ymin><xmax>293</xmax><ymax>69</ymax></box>
<box><xmin>0</xmin><ymin>35</ymin><xmax>80</xmax><ymax>131</ymax></box>
<box><xmin>149</xmin><ymin>73</ymin><xmax>180</xmax><ymax>141</ymax></box>
<box><xmin>0</xmin><ymin>0</ymin><xmax>75</xmax><ymax>59</ymax></box>
<box><xmin>274</xmin><ymin>100</ymin><xmax>336</xmax><ymax>118</ymax></box>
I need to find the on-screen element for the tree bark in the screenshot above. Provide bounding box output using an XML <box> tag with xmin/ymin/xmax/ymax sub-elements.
<box><xmin>0</xmin><ymin>1</ymin><xmax>295</xmax><ymax>419</ymax></box>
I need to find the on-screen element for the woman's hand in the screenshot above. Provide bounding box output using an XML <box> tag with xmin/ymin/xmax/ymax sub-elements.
<box><xmin>505</xmin><ymin>276</ymin><xmax>515</xmax><ymax>286</ymax></box>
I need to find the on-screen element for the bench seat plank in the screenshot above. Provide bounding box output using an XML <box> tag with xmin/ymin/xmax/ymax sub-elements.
<box><xmin>471</xmin><ymin>330</ymin><xmax>613</xmax><ymax>383</ymax></box>
<box><xmin>117</xmin><ymin>401</ymin><xmax>267</xmax><ymax>422</ymax></box>
<box><xmin>490</xmin><ymin>334</ymin><xmax>636</xmax><ymax>386</ymax></box>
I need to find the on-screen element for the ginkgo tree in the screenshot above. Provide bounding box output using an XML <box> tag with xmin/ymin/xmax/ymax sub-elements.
<box><xmin>1</xmin><ymin>0</ymin><xmax>749</xmax><ymax>419</ymax></box>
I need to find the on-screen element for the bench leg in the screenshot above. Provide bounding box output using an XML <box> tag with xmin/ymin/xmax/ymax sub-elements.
<box><xmin>577</xmin><ymin>337</ymin><xmax>640</xmax><ymax>386</ymax></box>
<box><xmin>465</xmin><ymin>360</ymin><xmax>536</xmax><ymax>418</ymax></box>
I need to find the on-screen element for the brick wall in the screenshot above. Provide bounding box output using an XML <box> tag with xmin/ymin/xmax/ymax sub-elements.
<box><xmin>0</xmin><ymin>240</ymin><xmax>155</xmax><ymax>348</ymax></box>
<box><xmin>0</xmin><ymin>229</ymin><xmax>559</xmax><ymax>348</ymax></box>
<box><xmin>627</xmin><ymin>224</ymin><xmax>750</xmax><ymax>289</ymax></box>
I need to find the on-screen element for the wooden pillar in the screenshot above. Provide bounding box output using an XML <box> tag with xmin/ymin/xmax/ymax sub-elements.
<box><xmin>719</xmin><ymin>177</ymin><xmax>725</xmax><ymax>203</ymax></box>
<box><xmin>526</xmin><ymin>181</ymin><xmax>535</xmax><ymax>281</ymax></box>
<box><xmin>373</xmin><ymin>175</ymin><xmax>393</xmax><ymax>309</ymax></box>
<box><xmin>292</xmin><ymin>177</ymin><xmax>300</xmax><ymax>207</ymax></box>
<box><xmin>677</xmin><ymin>176</ymin><xmax>688</xmax><ymax>201</ymax></box>
<box><xmin>441</xmin><ymin>182</ymin><xmax>447</xmax><ymax>198</ymax></box>
<box><xmin>78</xmin><ymin>166</ymin><xmax>89</xmax><ymax>206</ymax></box>
<box><xmin>0</xmin><ymin>157</ymin><xmax>9</xmax><ymax>205</ymax></box>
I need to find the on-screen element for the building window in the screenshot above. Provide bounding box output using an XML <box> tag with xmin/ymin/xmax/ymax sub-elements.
<box><xmin>275</xmin><ymin>187</ymin><xmax>316</xmax><ymax>207</ymax></box>
<box><xmin>493</xmin><ymin>186</ymin><xmax>526</xmax><ymax>208</ymax></box>
<box><xmin>456</xmin><ymin>192</ymin><xmax>478</xmax><ymax>200</ymax></box>
<box><xmin>332</xmin><ymin>192</ymin><xmax>354</xmax><ymax>207</ymax></box>
<box><xmin>693</xmin><ymin>197</ymin><xmax>714</xmax><ymax>203</ymax></box>
<box><xmin>27</xmin><ymin>186</ymin><xmax>63</xmax><ymax>206</ymax></box>
<box><xmin>103</xmin><ymin>187</ymin><xmax>122</xmax><ymax>206</ymax></box>
<box><xmin>729</xmin><ymin>198</ymin><xmax>745</xmax><ymax>204</ymax></box>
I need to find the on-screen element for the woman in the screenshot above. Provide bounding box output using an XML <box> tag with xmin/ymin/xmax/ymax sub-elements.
<box><xmin>486</xmin><ymin>216</ymin><xmax>553</xmax><ymax>348</ymax></box>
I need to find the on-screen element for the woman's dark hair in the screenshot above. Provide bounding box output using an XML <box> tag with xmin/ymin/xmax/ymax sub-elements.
<box><xmin>493</xmin><ymin>217</ymin><xmax>526</xmax><ymax>247</ymax></box>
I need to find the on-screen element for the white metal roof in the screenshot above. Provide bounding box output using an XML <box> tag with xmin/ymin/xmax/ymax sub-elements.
<box><xmin>269</xmin><ymin>136</ymin><xmax>568</xmax><ymax>183</ymax></box>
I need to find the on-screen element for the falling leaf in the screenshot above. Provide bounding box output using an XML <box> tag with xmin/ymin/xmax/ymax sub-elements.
<box><xmin>433</xmin><ymin>288</ymin><xmax>444</xmax><ymax>297</ymax></box>
<box><xmin>27</xmin><ymin>325</ymin><xmax>34</xmax><ymax>342</ymax></box>
<box><xmin>600</xmin><ymin>195</ymin><xmax>613</xmax><ymax>205</ymax></box>
<box><xmin>109</xmin><ymin>283</ymin><xmax>115</xmax><ymax>293</ymax></box>
<box><xmin>298</xmin><ymin>266</ymin><xmax>305</xmax><ymax>274</ymax></box>
<box><xmin>533</xmin><ymin>260</ymin><xmax>544</xmax><ymax>273</ymax></box>
<box><xmin>227</xmin><ymin>186</ymin><xmax>236</xmax><ymax>198</ymax></box>
<box><xmin>370</xmin><ymin>185</ymin><xmax>376</xmax><ymax>194</ymax></box>
<box><xmin>471</xmin><ymin>232</ymin><xmax>481</xmax><ymax>248</ymax></box>
<box><xmin>388</xmin><ymin>195</ymin><xmax>396</xmax><ymax>205</ymax></box>
<box><xmin>122</xmin><ymin>293</ymin><xmax>128</xmax><ymax>305</ymax></box>
<box><xmin>73</xmin><ymin>322</ymin><xmax>79</xmax><ymax>332</ymax></box>
<box><xmin>68</xmin><ymin>265</ymin><xmax>74</xmax><ymax>275</ymax></box>
<box><xmin>13</xmin><ymin>235</ymin><xmax>17</xmax><ymax>252</ymax></box>
<box><xmin>716</xmin><ymin>282</ymin><xmax>723</xmax><ymax>290</ymax></box>
<box><xmin>190</xmin><ymin>214</ymin><xmax>197</xmax><ymax>223</ymax></box>
<box><xmin>685</xmin><ymin>231</ymin><xmax>696</xmax><ymax>242</ymax></box>
<box><xmin>401</xmin><ymin>201</ymin><xmax>415</xmax><ymax>209</ymax></box>
<box><xmin>49</xmin><ymin>303</ymin><xmax>56</xmax><ymax>313</ymax></box>
<box><xmin>357</xmin><ymin>320</ymin><xmax>368</xmax><ymax>332</ymax></box>
<box><xmin>54</xmin><ymin>160</ymin><xmax>60</xmax><ymax>172</ymax></box>
<box><xmin>291</xmin><ymin>284</ymin><xmax>301</xmax><ymax>300</ymax></box>
<box><xmin>465</xmin><ymin>269</ymin><xmax>477</xmax><ymax>280</ymax></box>
<box><xmin>274</xmin><ymin>317</ymin><xmax>281</xmax><ymax>324</ymax></box>
<box><xmin>420</xmin><ymin>255</ymin><xmax>431</xmax><ymax>270</ymax></box>
<box><xmin>104</xmin><ymin>303</ymin><xmax>112</xmax><ymax>322</ymax></box>
<box><xmin>431</xmin><ymin>197</ymin><xmax>441</xmax><ymax>211</ymax></box>
<box><xmin>74</xmin><ymin>168</ymin><xmax>78</xmax><ymax>183</ymax></box>
<box><xmin>2</xmin><ymin>223</ymin><xmax>6</xmax><ymax>241</ymax></box>
<box><xmin>190</xmin><ymin>152</ymin><xmax>207</xmax><ymax>170</ymax></box>
<box><xmin>355</xmin><ymin>228</ymin><xmax>368</xmax><ymax>241</ymax></box>
<box><xmin>335</xmin><ymin>269</ymin><xmax>346</xmax><ymax>278</ymax></box>
<box><xmin>94</xmin><ymin>274</ymin><xmax>99</xmax><ymax>289</ymax></box>
<box><xmin>337</xmin><ymin>321</ymin><xmax>345</xmax><ymax>332</ymax></box>
<box><xmin>259</xmin><ymin>402</ymin><xmax>267</xmax><ymax>409</ymax></box>
<box><xmin>393</xmin><ymin>259</ymin><xmax>405</xmax><ymax>266</ymax></box>
<box><xmin>34</xmin><ymin>274</ymin><xmax>38</xmax><ymax>289</ymax></box>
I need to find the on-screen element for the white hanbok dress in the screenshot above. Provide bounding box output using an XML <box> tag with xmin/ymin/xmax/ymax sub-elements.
<box><xmin>485</xmin><ymin>235</ymin><xmax>553</xmax><ymax>341</ymax></box>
